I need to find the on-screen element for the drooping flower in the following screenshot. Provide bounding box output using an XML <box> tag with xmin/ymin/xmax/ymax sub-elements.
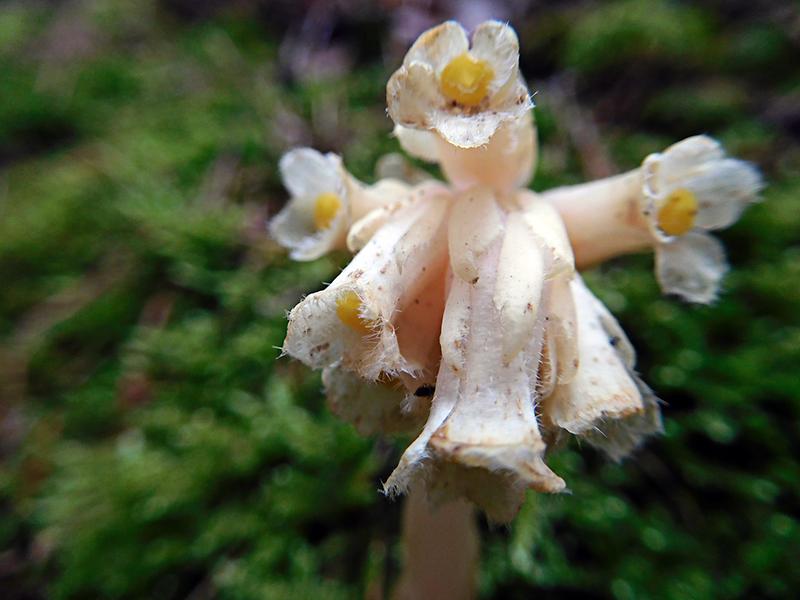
<box><xmin>282</xmin><ymin>182</ymin><xmax>452</xmax><ymax>383</ymax></box>
<box><xmin>540</xmin><ymin>276</ymin><xmax>663</xmax><ymax>461</ymax></box>
<box><xmin>642</xmin><ymin>135</ymin><xmax>763</xmax><ymax>303</ymax></box>
<box><xmin>387</xmin><ymin>20</ymin><xmax>532</xmax><ymax>149</ymax></box>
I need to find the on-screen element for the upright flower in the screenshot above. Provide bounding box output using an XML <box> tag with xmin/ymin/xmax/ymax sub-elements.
<box><xmin>387</xmin><ymin>20</ymin><xmax>531</xmax><ymax>149</ymax></box>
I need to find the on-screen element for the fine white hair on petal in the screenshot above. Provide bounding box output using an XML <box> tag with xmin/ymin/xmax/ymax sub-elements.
<box><xmin>346</xmin><ymin>181</ymin><xmax>441</xmax><ymax>253</ymax></box>
<box><xmin>283</xmin><ymin>186</ymin><xmax>452</xmax><ymax>379</ymax></box>
<box><xmin>493</xmin><ymin>210</ymin><xmax>545</xmax><ymax>363</ymax></box>
<box><xmin>386</xmin><ymin>237</ymin><xmax>565</xmax><ymax>522</ymax></box>
<box><xmin>543</xmin><ymin>276</ymin><xmax>644</xmax><ymax>436</ymax></box>
<box><xmin>546</xmin><ymin>272</ymin><xmax>579</xmax><ymax>385</ymax></box>
<box><xmin>402</xmin><ymin>20</ymin><xmax>469</xmax><ymax>73</ymax></box>
<box><xmin>655</xmin><ymin>231</ymin><xmax>728</xmax><ymax>304</ymax></box>
<box><xmin>517</xmin><ymin>190</ymin><xmax>575</xmax><ymax>277</ymax></box>
<box><xmin>581</xmin><ymin>376</ymin><xmax>663</xmax><ymax>462</ymax></box>
<box><xmin>447</xmin><ymin>186</ymin><xmax>504</xmax><ymax>283</ymax></box>
<box><xmin>393</xmin><ymin>125</ymin><xmax>440</xmax><ymax>163</ymax></box>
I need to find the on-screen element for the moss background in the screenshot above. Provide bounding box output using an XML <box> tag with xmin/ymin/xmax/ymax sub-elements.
<box><xmin>1</xmin><ymin>1</ymin><xmax>798</xmax><ymax>598</ymax></box>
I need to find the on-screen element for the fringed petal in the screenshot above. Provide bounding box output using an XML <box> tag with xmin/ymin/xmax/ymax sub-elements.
<box><xmin>323</xmin><ymin>367</ymin><xmax>427</xmax><ymax>436</ymax></box>
<box><xmin>655</xmin><ymin>231</ymin><xmax>728</xmax><ymax>304</ymax></box>
<box><xmin>543</xmin><ymin>276</ymin><xmax>644</xmax><ymax>436</ymax></box>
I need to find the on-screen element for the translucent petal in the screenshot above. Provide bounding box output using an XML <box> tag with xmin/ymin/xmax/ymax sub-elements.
<box><xmin>279</xmin><ymin>148</ymin><xmax>342</xmax><ymax>199</ymax></box>
<box><xmin>469</xmin><ymin>20</ymin><xmax>520</xmax><ymax>93</ymax></box>
<box><xmin>655</xmin><ymin>231</ymin><xmax>728</xmax><ymax>304</ymax></box>
<box><xmin>403</xmin><ymin>20</ymin><xmax>469</xmax><ymax>74</ymax></box>
<box><xmin>683</xmin><ymin>159</ymin><xmax>763</xmax><ymax>231</ymax></box>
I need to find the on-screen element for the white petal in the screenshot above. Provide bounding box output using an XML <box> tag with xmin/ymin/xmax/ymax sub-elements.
<box><xmin>655</xmin><ymin>231</ymin><xmax>728</xmax><ymax>304</ymax></box>
<box><xmin>447</xmin><ymin>186</ymin><xmax>503</xmax><ymax>283</ymax></box>
<box><xmin>436</xmin><ymin>112</ymin><xmax>536</xmax><ymax>192</ymax></box>
<box><xmin>543</xmin><ymin>276</ymin><xmax>643</xmax><ymax>435</ymax></box>
<box><xmin>469</xmin><ymin>20</ymin><xmax>520</xmax><ymax>93</ymax></box>
<box><xmin>393</xmin><ymin>125</ymin><xmax>440</xmax><ymax>163</ymax></box>
<box><xmin>517</xmin><ymin>191</ymin><xmax>575</xmax><ymax>277</ymax></box>
<box><xmin>683</xmin><ymin>159</ymin><xmax>763</xmax><ymax>230</ymax></box>
<box><xmin>403</xmin><ymin>21</ymin><xmax>469</xmax><ymax>73</ymax></box>
<box><xmin>268</xmin><ymin>197</ymin><xmax>347</xmax><ymax>261</ymax></box>
<box><xmin>279</xmin><ymin>148</ymin><xmax>343</xmax><ymax>199</ymax></box>
<box><xmin>434</xmin><ymin>96</ymin><xmax>530</xmax><ymax>148</ymax></box>
<box><xmin>323</xmin><ymin>367</ymin><xmax>426</xmax><ymax>436</ymax></box>
<box><xmin>493</xmin><ymin>211</ymin><xmax>545</xmax><ymax>363</ymax></box>
<box><xmin>386</xmin><ymin>62</ymin><xmax>441</xmax><ymax>132</ymax></box>
<box><xmin>657</xmin><ymin>135</ymin><xmax>724</xmax><ymax>188</ymax></box>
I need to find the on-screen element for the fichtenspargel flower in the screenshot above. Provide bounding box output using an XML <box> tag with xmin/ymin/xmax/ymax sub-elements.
<box><xmin>269</xmin><ymin>147</ymin><xmax>410</xmax><ymax>261</ymax></box>
<box><xmin>387</xmin><ymin>20</ymin><xmax>532</xmax><ymax>149</ymax></box>
<box><xmin>642</xmin><ymin>135</ymin><xmax>763</xmax><ymax>303</ymax></box>
<box><xmin>268</xmin><ymin>19</ymin><xmax>762</xmax><ymax>523</ymax></box>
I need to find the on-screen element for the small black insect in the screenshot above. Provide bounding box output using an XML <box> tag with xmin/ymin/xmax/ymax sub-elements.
<box><xmin>414</xmin><ymin>384</ymin><xmax>435</xmax><ymax>397</ymax></box>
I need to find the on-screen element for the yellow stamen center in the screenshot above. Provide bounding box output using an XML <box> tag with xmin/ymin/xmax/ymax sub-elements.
<box><xmin>440</xmin><ymin>53</ymin><xmax>494</xmax><ymax>107</ymax></box>
<box><xmin>657</xmin><ymin>188</ymin><xmax>698</xmax><ymax>236</ymax></box>
<box><xmin>313</xmin><ymin>192</ymin><xmax>342</xmax><ymax>230</ymax></box>
<box><xmin>336</xmin><ymin>291</ymin><xmax>374</xmax><ymax>335</ymax></box>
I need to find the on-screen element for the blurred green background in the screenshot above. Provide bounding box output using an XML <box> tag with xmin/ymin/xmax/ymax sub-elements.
<box><xmin>1</xmin><ymin>1</ymin><xmax>798</xmax><ymax>598</ymax></box>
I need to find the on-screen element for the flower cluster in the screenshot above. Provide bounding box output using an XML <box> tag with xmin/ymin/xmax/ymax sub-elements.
<box><xmin>270</xmin><ymin>21</ymin><xmax>761</xmax><ymax>521</ymax></box>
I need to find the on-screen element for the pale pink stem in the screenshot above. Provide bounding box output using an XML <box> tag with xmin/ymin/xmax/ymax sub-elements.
<box><xmin>540</xmin><ymin>170</ymin><xmax>653</xmax><ymax>269</ymax></box>
<box><xmin>393</xmin><ymin>487</ymin><xmax>479</xmax><ymax>600</ymax></box>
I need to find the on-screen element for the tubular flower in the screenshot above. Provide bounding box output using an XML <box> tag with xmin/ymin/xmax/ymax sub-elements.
<box><xmin>642</xmin><ymin>135</ymin><xmax>763</xmax><ymax>303</ymax></box>
<box><xmin>387</xmin><ymin>20</ymin><xmax>532</xmax><ymax>149</ymax></box>
<box><xmin>269</xmin><ymin>20</ymin><xmax>761</xmax><ymax>522</ymax></box>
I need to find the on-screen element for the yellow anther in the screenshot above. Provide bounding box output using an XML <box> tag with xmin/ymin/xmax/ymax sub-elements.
<box><xmin>336</xmin><ymin>291</ymin><xmax>374</xmax><ymax>335</ymax></box>
<box><xmin>440</xmin><ymin>53</ymin><xmax>494</xmax><ymax>107</ymax></box>
<box><xmin>657</xmin><ymin>188</ymin><xmax>698</xmax><ymax>236</ymax></box>
<box><xmin>313</xmin><ymin>192</ymin><xmax>342</xmax><ymax>230</ymax></box>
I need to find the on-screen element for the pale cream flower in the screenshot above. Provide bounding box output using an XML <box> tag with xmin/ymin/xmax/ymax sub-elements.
<box><xmin>540</xmin><ymin>276</ymin><xmax>663</xmax><ymax>460</ymax></box>
<box><xmin>282</xmin><ymin>183</ymin><xmax>452</xmax><ymax>382</ymax></box>
<box><xmin>269</xmin><ymin>148</ymin><xmax>411</xmax><ymax>261</ymax></box>
<box><xmin>642</xmin><ymin>135</ymin><xmax>763</xmax><ymax>303</ymax></box>
<box><xmin>386</xmin><ymin>20</ymin><xmax>532</xmax><ymax>149</ymax></box>
<box><xmin>385</xmin><ymin>187</ymin><xmax>575</xmax><ymax>522</ymax></box>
